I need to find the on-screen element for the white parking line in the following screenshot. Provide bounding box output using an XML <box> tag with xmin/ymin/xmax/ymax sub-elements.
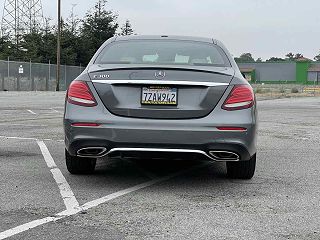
<box><xmin>0</xmin><ymin>217</ymin><xmax>62</xmax><ymax>240</ymax></box>
<box><xmin>0</xmin><ymin>136</ymin><xmax>64</xmax><ymax>142</ymax></box>
<box><xmin>0</xmin><ymin>136</ymin><xmax>38</xmax><ymax>141</ymax></box>
<box><xmin>27</xmin><ymin>110</ymin><xmax>37</xmax><ymax>115</ymax></box>
<box><xmin>50</xmin><ymin>108</ymin><xmax>62</xmax><ymax>113</ymax></box>
<box><xmin>80</xmin><ymin>163</ymin><xmax>209</xmax><ymax>211</ymax></box>
<box><xmin>0</xmin><ymin>123</ymin><xmax>48</xmax><ymax>127</ymax></box>
<box><xmin>0</xmin><ymin>162</ymin><xmax>209</xmax><ymax>239</ymax></box>
<box><xmin>37</xmin><ymin>141</ymin><xmax>80</xmax><ymax>211</ymax></box>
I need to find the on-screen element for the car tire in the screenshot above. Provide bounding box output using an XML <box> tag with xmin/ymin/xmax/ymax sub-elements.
<box><xmin>65</xmin><ymin>149</ymin><xmax>97</xmax><ymax>174</ymax></box>
<box><xmin>226</xmin><ymin>154</ymin><xmax>256</xmax><ymax>179</ymax></box>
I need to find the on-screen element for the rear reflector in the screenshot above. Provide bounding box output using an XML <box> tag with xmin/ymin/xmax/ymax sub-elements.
<box><xmin>71</xmin><ymin>123</ymin><xmax>100</xmax><ymax>127</ymax></box>
<box><xmin>222</xmin><ymin>85</ymin><xmax>254</xmax><ymax>111</ymax></box>
<box><xmin>217</xmin><ymin>127</ymin><xmax>247</xmax><ymax>132</ymax></box>
<box><xmin>67</xmin><ymin>81</ymin><xmax>97</xmax><ymax>107</ymax></box>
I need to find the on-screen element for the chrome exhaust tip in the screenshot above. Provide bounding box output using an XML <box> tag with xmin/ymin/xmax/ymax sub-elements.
<box><xmin>77</xmin><ymin>147</ymin><xmax>107</xmax><ymax>158</ymax></box>
<box><xmin>209</xmin><ymin>151</ymin><xmax>240</xmax><ymax>161</ymax></box>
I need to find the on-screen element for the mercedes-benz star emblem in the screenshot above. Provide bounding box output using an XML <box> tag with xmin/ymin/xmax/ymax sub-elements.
<box><xmin>155</xmin><ymin>70</ymin><xmax>166</xmax><ymax>79</ymax></box>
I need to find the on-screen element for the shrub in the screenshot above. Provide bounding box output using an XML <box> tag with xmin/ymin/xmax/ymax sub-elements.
<box><xmin>255</xmin><ymin>88</ymin><xmax>263</xmax><ymax>94</ymax></box>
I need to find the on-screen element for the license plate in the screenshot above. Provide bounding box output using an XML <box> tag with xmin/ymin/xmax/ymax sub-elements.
<box><xmin>141</xmin><ymin>86</ymin><xmax>178</xmax><ymax>105</ymax></box>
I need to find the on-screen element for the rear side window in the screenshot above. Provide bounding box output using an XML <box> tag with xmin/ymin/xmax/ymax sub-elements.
<box><xmin>95</xmin><ymin>40</ymin><xmax>231</xmax><ymax>67</ymax></box>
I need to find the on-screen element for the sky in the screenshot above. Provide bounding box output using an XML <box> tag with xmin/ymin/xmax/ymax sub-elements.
<box><xmin>1</xmin><ymin>0</ymin><xmax>320</xmax><ymax>60</ymax></box>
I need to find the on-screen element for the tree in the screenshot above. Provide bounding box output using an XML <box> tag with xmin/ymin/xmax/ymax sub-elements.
<box><xmin>0</xmin><ymin>36</ymin><xmax>15</xmax><ymax>60</ymax></box>
<box><xmin>41</xmin><ymin>18</ymin><xmax>57</xmax><ymax>63</ymax></box>
<box><xmin>79</xmin><ymin>0</ymin><xmax>118</xmax><ymax>65</ymax></box>
<box><xmin>234</xmin><ymin>53</ymin><xmax>255</xmax><ymax>62</ymax></box>
<box><xmin>0</xmin><ymin>0</ymin><xmax>132</xmax><ymax>66</ymax></box>
<box><xmin>285</xmin><ymin>52</ymin><xmax>295</xmax><ymax>61</ymax></box>
<box><xmin>69</xmin><ymin>5</ymin><xmax>81</xmax><ymax>34</ymax></box>
<box><xmin>285</xmin><ymin>52</ymin><xmax>304</xmax><ymax>61</ymax></box>
<box><xmin>266</xmin><ymin>57</ymin><xmax>285</xmax><ymax>62</ymax></box>
<box><xmin>60</xmin><ymin>19</ymin><xmax>78</xmax><ymax>65</ymax></box>
<box><xmin>120</xmin><ymin>20</ymin><xmax>134</xmax><ymax>36</ymax></box>
<box><xmin>256</xmin><ymin>58</ymin><xmax>263</xmax><ymax>62</ymax></box>
<box><xmin>315</xmin><ymin>51</ymin><xmax>320</xmax><ymax>62</ymax></box>
<box><xmin>294</xmin><ymin>53</ymin><xmax>304</xmax><ymax>59</ymax></box>
<box><xmin>21</xmin><ymin>31</ymin><xmax>45</xmax><ymax>62</ymax></box>
<box><xmin>20</xmin><ymin>17</ymin><xmax>76</xmax><ymax>65</ymax></box>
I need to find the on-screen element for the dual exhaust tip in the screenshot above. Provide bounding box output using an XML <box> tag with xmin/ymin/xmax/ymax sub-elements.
<box><xmin>208</xmin><ymin>151</ymin><xmax>240</xmax><ymax>161</ymax></box>
<box><xmin>77</xmin><ymin>147</ymin><xmax>240</xmax><ymax>161</ymax></box>
<box><xmin>77</xmin><ymin>147</ymin><xmax>107</xmax><ymax>158</ymax></box>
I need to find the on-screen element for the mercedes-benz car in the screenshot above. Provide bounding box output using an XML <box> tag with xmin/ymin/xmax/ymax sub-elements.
<box><xmin>64</xmin><ymin>35</ymin><xmax>257</xmax><ymax>179</ymax></box>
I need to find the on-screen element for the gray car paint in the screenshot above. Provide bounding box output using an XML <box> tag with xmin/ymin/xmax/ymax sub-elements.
<box><xmin>90</xmin><ymin>68</ymin><xmax>233</xmax><ymax>119</ymax></box>
<box><xmin>64</xmin><ymin>35</ymin><xmax>257</xmax><ymax>161</ymax></box>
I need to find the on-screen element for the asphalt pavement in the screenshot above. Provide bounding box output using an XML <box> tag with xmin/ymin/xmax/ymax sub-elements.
<box><xmin>0</xmin><ymin>92</ymin><xmax>320</xmax><ymax>240</ymax></box>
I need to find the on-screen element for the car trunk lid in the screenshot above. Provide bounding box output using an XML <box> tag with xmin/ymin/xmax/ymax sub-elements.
<box><xmin>89</xmin><ymin>64</ymin><xmax>234</xmax><ymax>119</ymax></box>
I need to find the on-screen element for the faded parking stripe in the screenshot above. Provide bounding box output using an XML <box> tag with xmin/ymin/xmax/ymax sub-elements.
<box><xmin>37</xmin><ymin>141</ymin><xmax>80</xmax><ymax>211</ymax></box>
<box><xmin>0</xmin><ymin>159</ymin><xmax>208</xmax><ymax>239</ymax></box>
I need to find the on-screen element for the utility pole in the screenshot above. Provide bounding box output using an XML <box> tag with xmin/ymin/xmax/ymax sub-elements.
<box><xmin>56</xmin><ymin>0</ymin><xmax>61</xmax><ymax>91</ymax></box>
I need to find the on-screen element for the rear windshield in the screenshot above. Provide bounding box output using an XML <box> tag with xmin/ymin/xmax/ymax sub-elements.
<box><xmin>95</xmin><ymin>40</ymin><xmax>231</xmax><ymax>67</ymax></box>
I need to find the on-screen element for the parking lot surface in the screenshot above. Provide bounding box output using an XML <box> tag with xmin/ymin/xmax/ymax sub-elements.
<box><xmin>1</xmin><ymin>92</ymin><xmax>320</xmax><ymax>240</ymax></box>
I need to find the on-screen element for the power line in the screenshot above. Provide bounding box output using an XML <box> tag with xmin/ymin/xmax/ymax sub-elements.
<box><xmin>1</xmin><ymin>0</ymin><xmax>44</xmax><ymax>43</ymax></box>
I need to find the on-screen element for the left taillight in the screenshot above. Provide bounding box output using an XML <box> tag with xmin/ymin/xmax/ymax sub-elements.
<box><xmin>222</xmin><ymin>85</ymin><xmax>255</xmax><ymax>111</ymax></box>
<box><xmin>67</xmin><ymin>81</ymin><xmax>97</xmax><ymax>107</ymax></box>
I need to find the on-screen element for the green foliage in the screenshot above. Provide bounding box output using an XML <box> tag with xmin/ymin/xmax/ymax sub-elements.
<box><xmin>266</xmin><ymin>57</ymin><xmax>285</xmax><ymax>62</ymax></box>
<box><xmin>291</xmin><ymin>87</ymin><xmax>299</xmax><ymax>93</ymax></box>
<box><xmin>285</xmin><ymin>52</ymin><xmax>304</xmax><ymax>61</ymax></box>
<box><xmin>60</xmin><ymin>19</ymin><xmax>79</xmax><ymax>65</ymax></box>
<box><xmin>0</xmin><ymin>0</ymin><xmax>123</xmax><ymax>66</ymax></box>
<box><xmin>314</xmin><ymin>51</ymin><xmax>320</xmax><ymax>61</ymax></box>
<box><xmin>234</xmin><ymin>53</ymin><xmax>255</xmax><ymax>62</ymax></box>
<box><xmin>0</xmin><ymin>36</ymin><xmax>14</xmax><ymax>60</ymax></box>
<box><xmin>295</xmin><ymin>53</ymin><xmax>304</xmax><ymax>59</ymax></box>
<box><xmin>285</xmin><ymin>52</ymin><xmax>295</xmax><ymax>61</ymax></box>
<box><xmin>79</xmin><ymin>0</ymin><xmax>118</xmax><ymax>64</ymax></box>
<box><xmin>120</xmin><ymin>20</ymin><xmax>134</xmax><ymax>36</ymax></box>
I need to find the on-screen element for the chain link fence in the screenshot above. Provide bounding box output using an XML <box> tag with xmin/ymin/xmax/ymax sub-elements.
<box><xmin>0</xmin><ymin>59</ymin><xmax>85</xmax><ymax>91</ymax></box>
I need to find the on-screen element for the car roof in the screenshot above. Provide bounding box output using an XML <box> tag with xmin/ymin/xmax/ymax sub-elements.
<box><xmin>115</xmin><ymin>35</ymin><xmax>216</xmax><ymax>44</ymax></box>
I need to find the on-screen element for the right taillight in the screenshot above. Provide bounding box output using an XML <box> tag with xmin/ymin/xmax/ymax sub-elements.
<box><xmin>67</xmin><ymin>80</ymin><xmax>97</xmax><ymax>107</ymax></box>
<box><xmin>222</xmin><ymin>85</ymin><xmax>254</xmax><ymax>111</ymax></box>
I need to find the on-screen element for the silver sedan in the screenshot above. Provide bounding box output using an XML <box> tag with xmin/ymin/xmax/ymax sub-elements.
<box><xmin>64</xmin><ymin>35</ymin><xmax>257</xmax><ymax>179</ymax></box>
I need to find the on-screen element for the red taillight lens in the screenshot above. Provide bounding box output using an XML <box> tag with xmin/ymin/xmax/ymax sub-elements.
<box><xmin>222</xmin><ymin>85</ymin><xmax>254</xmax><ymax>111</ymax></box>
<box><xmin>217</xmin><ymin>127</ymin><xmax>247</xmax><ymax>132</ymax></box>
<box><xmin>67</xmin><ymin>81</ymin><xmax>97</xmax><ymax>107</ymax></box>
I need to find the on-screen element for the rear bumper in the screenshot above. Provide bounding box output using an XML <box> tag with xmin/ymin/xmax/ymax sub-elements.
<box><xmin>64</xmin><ymin>120</ymin><xmax>256</xmax><ymax>162</ymax></box>
<box><xmin>64</xmin><ymin>84</ymin><xmax>257</xmax><ymax>162</ymax></box>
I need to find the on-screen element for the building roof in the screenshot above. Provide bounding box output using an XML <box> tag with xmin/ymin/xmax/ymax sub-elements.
<box><xmin>308</xmin><ymin>65</ymin><xmax>320</xmax><ymax>72</ymax></box>
<box><xmin>296</xmin><ymin>57</ymin><xmax>312</xmax><ymax>62</ymax></box>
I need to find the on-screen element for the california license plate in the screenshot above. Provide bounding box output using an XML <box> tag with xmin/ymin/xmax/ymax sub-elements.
<box><xmin>141</xmin><ymin>86</ymin><xmax>178</xmax><ymax>105</ymax></box>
